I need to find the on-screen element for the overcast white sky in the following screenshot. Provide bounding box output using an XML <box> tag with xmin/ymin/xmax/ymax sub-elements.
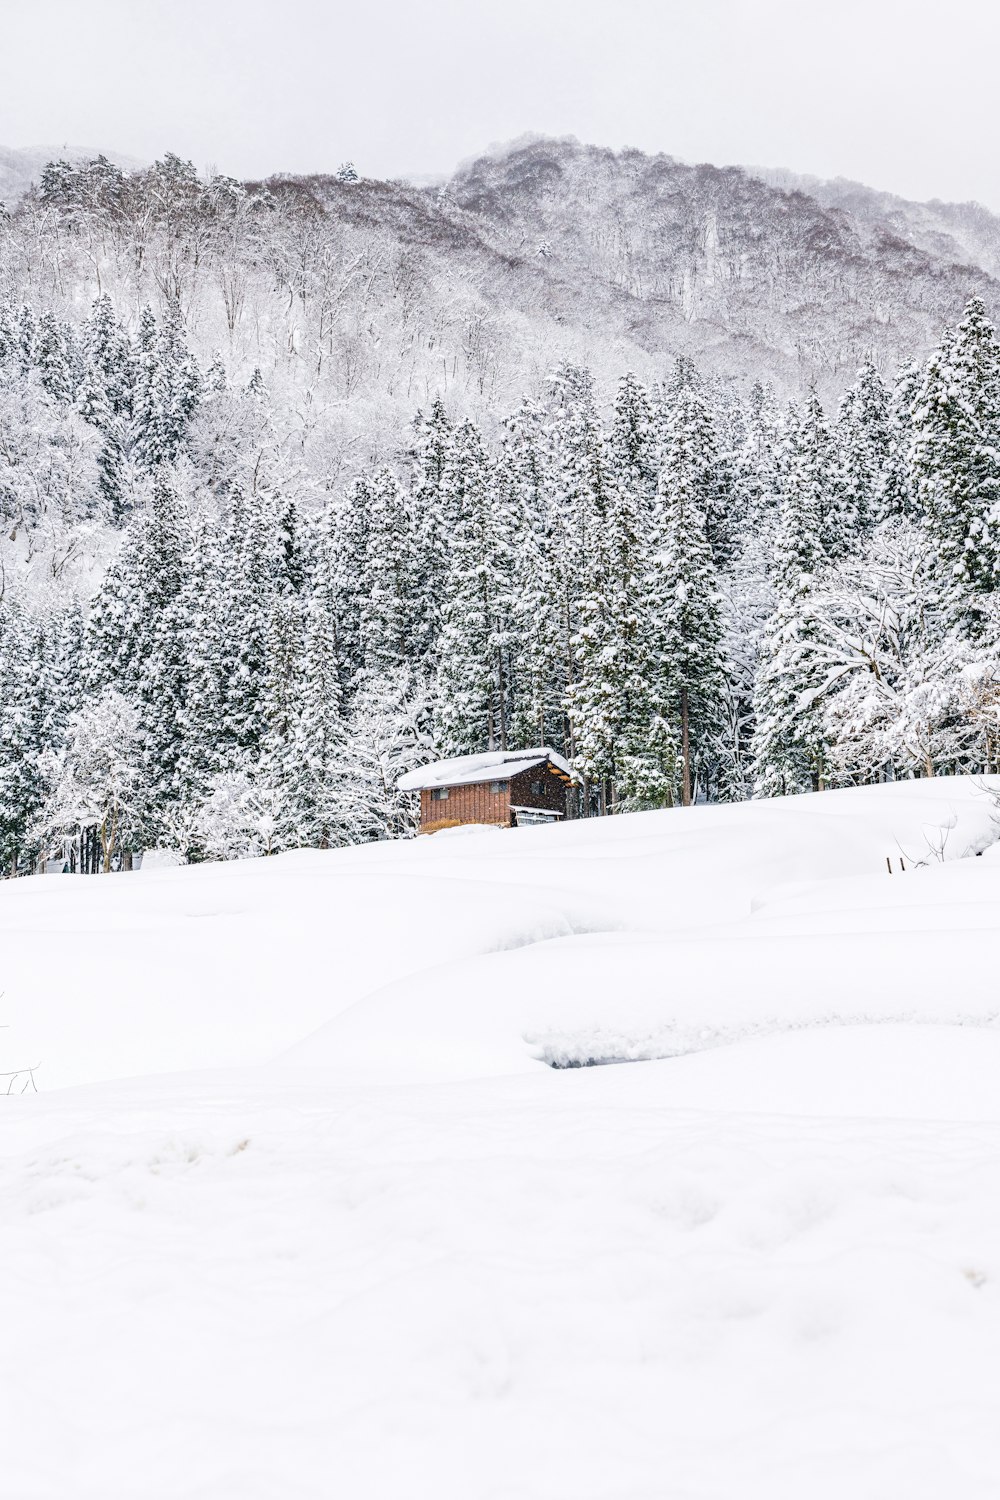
<box><xmin>1</xmin><ymin>0</ymin><xmax>997</xmax><ymax>206</ymax></box>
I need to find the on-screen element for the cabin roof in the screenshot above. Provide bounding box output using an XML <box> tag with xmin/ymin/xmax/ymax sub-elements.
<box><xmin>397</xmin><ymin>746</ymin><xmax>575</xmax><ymax>792</ymax></box>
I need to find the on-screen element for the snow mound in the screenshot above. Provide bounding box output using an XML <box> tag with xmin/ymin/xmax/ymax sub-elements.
<box><xmin>3</xmin><ymin>775</ymin><xmax>998</xmax><ymax>1090</ymax></box>
<box><xmin>6</xmin><ymin>779</ymin><xmax>1000</xmax><ymax>1498</ymax></box>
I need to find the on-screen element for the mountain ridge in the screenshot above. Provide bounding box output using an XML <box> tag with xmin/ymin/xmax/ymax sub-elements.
<box><xmin>4</xmin><ymin>134</ymin><xmax>1000</xmax><ymax>398</ymax></box>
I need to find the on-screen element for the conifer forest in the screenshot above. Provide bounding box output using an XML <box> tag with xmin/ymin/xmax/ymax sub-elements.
<box><xmin>1</xmin><ymin>151</ymin><xmax>999</xmax><ymax>873</ymax></box>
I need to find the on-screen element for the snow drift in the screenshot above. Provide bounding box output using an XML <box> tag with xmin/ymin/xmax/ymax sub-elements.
<box><xmin>4</xmin><ymin>778</ymin><xmax>1000</xmax><ymax>1500</ymax></box>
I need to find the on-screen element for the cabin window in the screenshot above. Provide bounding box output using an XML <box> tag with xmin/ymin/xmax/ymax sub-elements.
<box><xmin>530</xmin><ymin>779</ymin><xmax>544</xmax><ymax>796</ymax></box>
<box><xmin>489</xmin><ymin>780</ymin><xmax>509</xmax><ymax>793</ymax></box>
<box><xmin>432</xmin><ymin>787</ymin><xmax>450</xmax><ymax>801</ymax></box>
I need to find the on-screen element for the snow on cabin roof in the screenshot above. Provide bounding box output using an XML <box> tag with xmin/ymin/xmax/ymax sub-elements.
<box><xmin>397</xmin><ymin>747</ymin><xmax>575</xmax><ymax>792</ymax></box>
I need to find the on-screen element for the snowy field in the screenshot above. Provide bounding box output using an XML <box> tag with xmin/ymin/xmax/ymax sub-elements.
<box><xmin>5</xmin><ymin>778</ymin><xmax>1000</xmax><ymax>1498</ymax></box>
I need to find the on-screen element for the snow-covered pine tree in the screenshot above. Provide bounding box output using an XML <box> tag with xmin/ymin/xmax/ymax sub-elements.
<box><xmin>319</xmin><ymin>476</ymin><xmax>370</xmax><ymax>695</ymax></box>
<box><xmin>716</xmin><ymin>534</ymin><xmax>775</xmax><ymax>802</ymax></box>
<box><xmin>134</xmin><ymin>304</ymin><xmax>201</xmax><ymax>470</ymax></box>
<box><xmin>0</xmin><ymin>606</ymin><xmax>50</xmax><ymax>873</ymax></box>
<box><xmin>659</xmin><ymin>358</ymin><xmax>734</xmax><ymax>567</ymax></box>
<box><xmin>87</xmin><ymin>468</ymin><xmax>194</xmax><ymax>823</ymax></box>
<box><xmin>76</xmin><ymin>296</ymin><xmax>142</xmax><ymax>524</ymax></box>
<box><xmin>82</xmin><ymin>294</ymin><xmax>136</xmax><ymax>422</ymax></box>
<box><xmin>218</xmin><ymin>487</ymin><xmax>283</xmax><ymax>762</ymax></box>
<box><xmin>496</xmin><ymin>418</ymin><xmax>563</xmax><ymax>752</ymax></box>
<box><xmin>256</xmin><ymin>593</ymin><xmax>306</xmax><ymax>849</ymax></box>
<box><xmin>707</xmin><ymin>385</ymin><xmax>785</xmax><ymax>800</ymax></box>
<box><xmin>608</xmin><ymin>372</ymin><xmax>659</xmax><ymax>532</ymax></box>
<box><xmin>435</xmin><ymin>420</ymin><xmax>518</xmax><ymax>754</ymax></box>
<box><xmin>546</xmin><ymin>364</ymin><xmax>609</xmax><ymax>770</ymax></box>
<box><xmin>647</xmin><ymin>379</ymin><xmax>726</xmax><ymax>805</ymax></box>
<box><xmin>0</xmin><ymin>302</ymin><xmax>18</xmax><ymax>365</ymax></box>
<box><xmin>875</xmin><ymin>359</ymin><xmax>922</xmax><ymax>524</ymax></box>
<box><xmin>751</xmin><ymin>398</ymin><xmax>832</xmax><ymax>795</ymax></box>
<box><xmin>16</xmin><ymin>304</ymin><xmax>37</xmax><ymax>372</ymax></box>
<box><xmin>358</xmin><ymin>467</ymin><xmax>418</xmax><ymax>680</ymax></box>
<box><xmin>787</xmin><ymin>386</ymin><xmax>845</xmax><ymax>560</ymax></box>
<box><xmin>86</xmin><ymin>467</ymin><xmax>191</xmax><ymax>695</ymax></box>
<box><xmin>911</xmin><ymin>296</ymin><xmax>1000</xmax><ymax>613</ymax></box>
<box><xmin>734</xmin><ymin>381</ymin><xmax>783</xmax><ymax>539</ymax></box>
<box><xmin>284</xmin><ymin>584</ymin><xmax>350</xmax><ymax>849</ymax></box>
<box><xmin>408</xmin><ymin>397</ymin><xmax>454</xmax><ymax>664</ymax></box>
<box><xmin>568</xmin><ymin>373</ymin><xmax>663</xmax><ymax>809</ymax></box>
<box><xmin>172</xmin><ymin>512</ymin><xmax>227</xmax><ymax>809</ymax></box>
<box><xmin>36</xmin><ymin>310</ymin><xmax>78</xmax><ymax>405</ymax></box>
<box><xmin>835</xmin><ymin>360</ymin><xmax>891</xmax><ymax>538</ymax></box>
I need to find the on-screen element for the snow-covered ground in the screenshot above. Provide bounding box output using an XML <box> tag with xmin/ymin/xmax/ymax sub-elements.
<box><xmin>4</xmin><ymin>778</ymin><xmax>1000</xmax><ymax>1498</ymax></box>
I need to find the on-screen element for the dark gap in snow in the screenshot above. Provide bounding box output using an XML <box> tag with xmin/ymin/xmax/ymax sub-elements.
<box><xmin>546</xmin><ymin>1055</ymin><xmax>655</xmax><ymax>1070</ymax></box>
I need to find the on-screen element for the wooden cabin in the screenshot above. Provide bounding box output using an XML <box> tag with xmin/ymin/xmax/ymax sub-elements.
<box><xmin>398</xmin><ymin>748</ymin><xmax>576</xmax><ymax>834</ymax></box>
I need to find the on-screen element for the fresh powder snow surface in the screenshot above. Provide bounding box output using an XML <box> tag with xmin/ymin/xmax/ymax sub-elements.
<box><xmin>4</xmin><ymin>777</ymin><xmax>1000</xmax><ymax>1499</ymax></box>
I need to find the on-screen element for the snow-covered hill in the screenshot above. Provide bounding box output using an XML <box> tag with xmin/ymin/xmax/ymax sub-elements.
<box><xmin>444</xmin><ymin>137</ymin><xmax>1000</xmax><ymax>393</ymax></box>
<box><xmin>4</xmin><ymin>779</ymin><xmax>1000</xmax><ymax>1497</ymax></box>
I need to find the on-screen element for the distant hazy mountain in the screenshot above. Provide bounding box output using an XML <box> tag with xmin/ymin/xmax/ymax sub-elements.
<box><xmin>0</xmin><ymin>144</ymin><xmax>143</xmax><ymax>207</ymax></box>
<box><xmin>747</xmin><ymin>164</ymin><xmax>1000</xmax><ymax>283</ymax></box>
<box><xmin>434</xmin><ymin>136</ymin><xmax>1000</xmax><ymax>390</ymax></box>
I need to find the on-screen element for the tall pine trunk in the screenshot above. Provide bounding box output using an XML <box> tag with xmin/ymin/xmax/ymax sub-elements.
<box><xmin>680</xmin><ymin>686</ymin><xmax>692</xmax><ymax>807</ymax></box>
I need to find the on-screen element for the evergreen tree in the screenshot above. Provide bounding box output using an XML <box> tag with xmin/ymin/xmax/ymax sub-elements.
<box><xmin>911</xmin><ymin>296</ymin><xmax>1000</xmax><ymax>607</ymax></box>
<box><xmin>0</xmin><ymin>607</ymin><xmax>50</xmax><ymax>872</ymax></box>
<box><xmin>408</xmin><ymin>397</ymin><xmax>454</xmax><ymax>663</ymax></box>
<box><xmin>734</xmin><ymin>381</ymin><xmax>783</xmax><ymax>538</ymax></box>
<box><xmin>284</xmin><ymin>589</ymin><xmax>349</xmax><ymax>848</ymax></box>
<box><xmin>659</xmin><ymin>359</ymin><xmax>733</xmax><ymax>566</ymax></box>
<box><xmin>218</xmin><ymin>487</ymin><xmax>282</xmax><ymax>760</ymax></box>
<box><xmin>17</xmin><ymin>304</ymin><xmax>37</xmax><ymax>371</ymax></box>
<box><xmin>36</xmin><ymin>311</ymin><xmax>77</xmax><ymax>404</ymax></box>
<box><xmin>435</xmin><ymin>421</ymin><xmax>517</xmax><ymax>754</ymax></box>
<box><xmin>134</xmin><ymin>304</ymin><xmax>201</xmax><ymax>469</ymax></box>
<box><xmin>568</xmin><ymin>376</ymin><xmax>662</xmax><ymax>807</ymax></box>
<box><xmin>174</xmin><ymin>513</ymin><xmax>228</xmax><ymax>803</ymax></box>
<box><xmin>877</xmin><ymin>359</ymin><xmax>922</xmax><ymax>523</ymax></box>
<box><xmin>608</xmin><ymin>372</ymin><xmax>659</xmax><ymax>530</ymax></box>
<box><xmin>358</xmin><ymin>467</ymin><xmax>417</xmax><ymax>679</ymax></box>
<box><xmin>752</xmin><ymin>403</ymin><xmax>832</xmax><ymax>795</ymax></box>
<box><xmin>87</xmin><ymin>470</ymin><xmax>193</xmax><ymax>817</ymax></box>
<box><xmin>835</xmin><ymin>360</ymin><xmax>890</xmax><ymax>537</ymax></box>
<box><xmin>648</xmin><ymin>385</ymin><xmax>726</xmax><ymax>805</ymax></box>
<box><xmin>546</xmin><ymin>365</ymin><xmax>610</xmax><ymax>764</ymax></box>
<box><xmin>789</xmin><ymin>387</ymin><xmax>844</xmax><ymax>560</ymax></box>
<box><xmin>83</xmin><ymin>294</ymin><xmax>136</xmax><ymax>421</ymax></box>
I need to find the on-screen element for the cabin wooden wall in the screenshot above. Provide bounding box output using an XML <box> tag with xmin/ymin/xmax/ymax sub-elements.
<box><xmin>509</xmin><ymin>766</ymin><xmax>569</xmax><ymax>814</ymax></box>
<box><xmin>418</xmin><ymin>763</ymin><xmax>572</xmax><ymax>831</ymax></box>
<box><xmin>420</xmin><ymin>783</ymin><xmax>511</xmax><ymax>829</ymax></box>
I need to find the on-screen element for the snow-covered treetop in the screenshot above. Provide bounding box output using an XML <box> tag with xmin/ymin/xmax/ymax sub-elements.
<box><xmin>397</xmin><ymin>747</ymin><xmax>575</xmax><ymax>791</ymax></box>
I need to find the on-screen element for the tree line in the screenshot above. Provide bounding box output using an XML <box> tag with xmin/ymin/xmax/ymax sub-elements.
<box><xmin>1</xmin><ymin>286</ymin><xmax>998</xmax><ymax>872</ymax></box>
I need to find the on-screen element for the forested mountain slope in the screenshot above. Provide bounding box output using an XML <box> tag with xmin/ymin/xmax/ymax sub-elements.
<box><xmin>750</xmin><ymin>163</ymin><xmax>1000</xmax><ymax>283</ymax></box>
<box><xmin>445</xmin><ymin>137</ymin><xmax>1000</xmax><ymax>387</ymax></box>
<box><xmin>3</xmin><ymin>134</ymin><xmax>1000</xmax><ymax>427</ymax></box>
<box><xmin>2</xmin><ymin>142</ymin><xmax>1000</xmax><ymax>874</ymax></box>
